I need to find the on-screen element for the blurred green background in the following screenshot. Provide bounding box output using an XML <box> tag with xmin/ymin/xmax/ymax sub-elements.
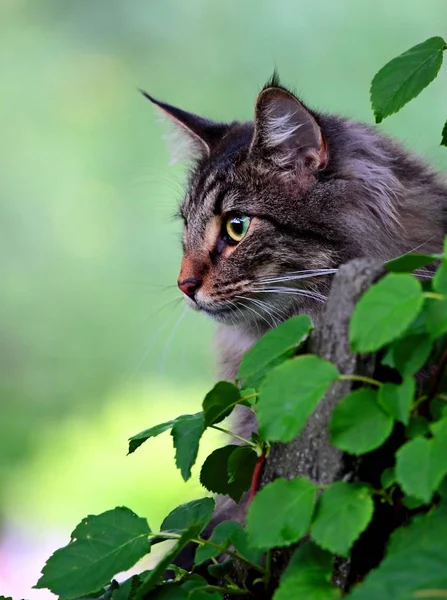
<box><xmin>1</xmin><ymin>0</ymin><xmax>447</xmax><ymax>597</ymax></box>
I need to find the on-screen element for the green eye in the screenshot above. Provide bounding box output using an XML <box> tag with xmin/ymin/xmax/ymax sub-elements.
<box><xmin>225</xmin><ymin>214</ymin><xmax>251</xmax><ymax>243</ymax></box>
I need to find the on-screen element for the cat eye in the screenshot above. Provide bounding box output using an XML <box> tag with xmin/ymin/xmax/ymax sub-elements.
<box><xmin>224</xmin><ymin>214</ymin><xmax>251</xmax><ymax>243</ymax></box>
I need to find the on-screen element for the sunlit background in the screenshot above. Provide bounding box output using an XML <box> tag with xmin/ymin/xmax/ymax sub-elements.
<box><xmin>1</xmin><ymin>1</ymin><xmax>447</xmax><ymax>597</ymax></box>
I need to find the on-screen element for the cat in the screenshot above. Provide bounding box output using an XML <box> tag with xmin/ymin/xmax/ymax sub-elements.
<box><xmin>142</xmin><ymin>74</ymin><xmax>447</xmax><ymax>565</ymax></box>
<box><xmin>143</xmin><ymin>75</ymin><xmax>447</xmax><ymax>380</ymax></box>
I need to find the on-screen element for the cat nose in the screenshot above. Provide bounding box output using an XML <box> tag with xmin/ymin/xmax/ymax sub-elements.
<box><xmin>178</xmin><ymin>277</ymin><xmax>201</xmax><ymax>299</ymax></box>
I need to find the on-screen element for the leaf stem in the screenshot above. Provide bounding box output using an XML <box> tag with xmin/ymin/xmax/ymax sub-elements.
<box><xmin>338</xmin><ymin>374</ymin><xmax>382</xmax><ymax>387</ymax></box>
<box><xmin>210</xmin><ymin>425</ymin><xmax>258</xmax><ymax>448</ymax></box>
<box><xmin>148</xmin><ymin>532</ymin><xmax>266</xmax><ymax>575</ymax></box>
<box><xmin>424</xmin><ymin>291</ymin><xmax>445</xmax><ymax>301</ymax></box>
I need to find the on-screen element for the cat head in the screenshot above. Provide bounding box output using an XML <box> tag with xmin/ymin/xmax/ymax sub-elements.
<box><xmin>143</xmin><ymin>76</ymin><xmax>439</xmax><ymax>333</ymax></box>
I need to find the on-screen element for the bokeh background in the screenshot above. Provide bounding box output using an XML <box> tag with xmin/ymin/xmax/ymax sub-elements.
<box><xmin>1</xmin><ymin>0</ymin><xmax>447</xmax><ymax>597</ymax></box>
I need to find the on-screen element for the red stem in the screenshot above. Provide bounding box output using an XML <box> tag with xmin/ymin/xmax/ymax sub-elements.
<box><xmin>248</xmin><ymin>453</ymin><xmax>266</xmax><ymax>505</ymax></box>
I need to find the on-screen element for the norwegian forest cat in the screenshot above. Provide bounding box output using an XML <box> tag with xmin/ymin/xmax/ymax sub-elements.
<box><xmin>142</xmin><ymin>75</ymin><xmax>447</xmax><ymax>556</ymax></box>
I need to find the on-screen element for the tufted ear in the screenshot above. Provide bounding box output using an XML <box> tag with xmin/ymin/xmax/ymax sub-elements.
<box><xmin>141</xmin><ymin>90</ymin><xmax>228</xmax><ymax>164</ymax></box>
<box><xmin>250</xmin><ymin>85</ymin><xmax>327</xmax><ymax>170</ymax></box>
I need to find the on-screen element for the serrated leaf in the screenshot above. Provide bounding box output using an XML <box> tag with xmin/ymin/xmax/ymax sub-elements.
<box><xmin>171</xmin><ymin>413</ymin><xmax>204</xmax><ymax>481</ymax></box>
<box><xmin>310</xmin><ymin>483</ymin><xmax>374</xmax><ymax>557</ymax></box>
<box><xmin>385</xmin><ymin>253</ymin><xmax>439</xmax><ymax>273</ymax></box>
<box><xmin>378</xmin><ymin>377</ymin><xmax>415</xmax><ymax>425</ymax></box>
<box><xmin>370</xmin><ymin>37</ymin><xmax>446</xmax><ymax>123</ymax></box>
<box><xmin>385</xmin><ymin>334</ymin><xmax>433</xmax><ymax>377</ymax></box>
<box><xmin>442</xmin><ymin>120</ymin><xmax>447</xmax><ymax>147</ymax></box>
<box><xmin>395</xmin><ymin>436</ymin><xmax>447</xmax><ymax>503</ymax></box>
<box><xmin>135</xmin><ymin>528</ymin><xmax>201</xmax><ymax>600</ymax></box>
<box><xmin>380</xmin><ymin>467</ymin><xmax>396</xmax><ymax>489</ymax></box>
<box><xmin>128</xmin><ymin>420</ymin><xmax>178</xmax><ymax>454</ymax></box>
<box><xmin>330</xmin><ymin>388</ymin><xmax>394</xmax><ymax>455</ymax></box>
<box><xmin>274</xmin><ymin>542</ymin><xmax>340</xmax><ymax>600</ymax></box>
<box><xmin>347</xmin><ymin>503</ymin><xmax>447</xmax><ymax>600</ymax></box>
<box><xmin>35</xmin><ymin>507</ymin><xmax>151</xmax><ymax>600</ymax></box>
<box><xmin>200</xmin><ymin>445</ymin><xmax>255</xmax><ymax>503</ymax></box>
<box><xmin>258</xmin><ymin>355</ymin><xmax>339</xmax><ymax>443</ymax></box>
<box><xmin>161</xmin><ymin>498</ymin><xmax>215</xmax><ymax>535</ymax></box>
<box><xmin>202</xmin><ymin>382</ymin><xmax>241</xmax><ymax>427</ymax></box>
<box><xmin>350</xmin><ymin>273</ymin><xmax>424</xmax><ymax>352</ymax></box>
<box><xmin>246</xmin><ymin>477</ymin><xmax>316</xmax><ymax>549</ymax></box>
<box><xmin>424</xmin><ymin>298</ymin><xmax>447</xmax><ymax>338</ymax></box>
<box><xmin>237</xmin><ymin>315</ymin><xmax>313</xmax><ymax>381</ymax></box>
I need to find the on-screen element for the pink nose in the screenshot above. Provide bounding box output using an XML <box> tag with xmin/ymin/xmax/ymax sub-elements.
<box><xmin>178</xmin><ymin>277</ymin><xmax>201</xmax><ymax>299</ymax></box>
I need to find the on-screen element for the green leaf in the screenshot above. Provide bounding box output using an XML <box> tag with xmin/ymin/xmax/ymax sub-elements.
<box><xmin>385</xmin><ymin>334</ymin><xmax>433</xmax><ymax>377</ymax></box>
<box><xmin>194</xmin><ymin>520</ymin><xmax>241</xmax><ymax>564</ymax></box>
<box><xmin>35</xmin><ymin>507</ymin><xmax>151</xmax><ymax>600</ymax></box>
<box><xmin>237</xmin><ymin>315</ymin><xmax>313</xmax><ymax>381</ymax></box>
<box><xmin>442</xmin><ymin>120</ymin><xmax>447</xmax><ymax>147</ymax></box>
<box><xmin>161</xmin><ymin>498</ymin><xmax>215</xmax><ymax>534</ymax></box>
<box><xmin>424</xmin><ymin>298</ymin><xmax>447</xmax><ymax>338</ymax></box>
<box><xmin>274</xmin><ymin>542</ymin><xmax>340</xmax><ymax>600</ymax></box>
<box><xmin>406</xmin><ymin>415</ymin><xmax>430</xmax><ymax>439</ymax></box>
<box><xmin>370</xmin><ymin>37</ymin><xmax>446</xmax><ymax>123</ymax></box>
<box><xmin>378</xmin><ymin>377</ymin><xmax>415</xmax><ymax>425</ymax></box>
<box><xmin>330</xmin><ymin>388</ymin><xmax>394</xmax><ymax>455</ymax></box>
<box><xmin>188</xmin><ymin>590</ymin><xmax>222</xmax><ymax>600</ymax></box>
<box><xmin>434</xmin><ymin>260</ymin><xmax>447</xmax><ymax>295</ymax></box>
<box><xmin>380</xmin><ymin>467</ymin><xmax>396</xmax><ymax>490</ymax></box>
<box><xmin>207</xmin><ymin>559</ymin><xmax>233</xmax><ymax>581</ymax></box>
<box><xmin>180</xmin><ymin>574</ymin><xmax>208</xmax><ymax>594</ymax></box>
<box><xmin>194</xmin><ymin>520</ymin><xmax>262</xmax><ymax>566</ymax></box>
<box><xmin>395</xmin><ymin>436</ymin><xmax>447</xmax><ymax>503</ymax></box>
<box><xmin>310</xmin><ymin>483</ymin><xmax>374</xmax><ymax>557</ymax></box>
<box><xmin>385</xmin><ymin>253</ymin><xmax>439</xmax><ymax>273</ymax></box>
<box><xmin>350</xmin><ymin>273</ymin><xmax>424</xmax><ymax>352</ymax></box>
<box><xmin>112</xmin><ymin>575</ymin><xmax>142</xmax><ymax>600</ymax></box>
<box><xmin>347</xmin><ymin>503</ymin><xmax>447</xmax><ymax>600</ymax></box>
<box><xmin>150</xmin><ymin>584</ymin><xmax>189</xmax><ymax>599</ymax></box>
<box><xmin>135</xmin><ymin>528</ymin><xmax>201</xmax><ymax>600</ymax></box>
<box><xmin>246</xmin><ymin>477</ymin><xmax>316</xmax><ymax>549</ymax></box>
<box><xmin>258</xmin><ymin>355</ymin><xmax>339</xmax><ymax>443</ymax></box>
<box><xmin>202</xmin><ymin>382</ymin><xmax>241</xmax><ymax>427</ymax></box>
<box><xmin>402</xmin><ymin>494</ymin><xmax>426</xmax><ymax>510</ymax></box>
<box><xmin>227</xmin><ymin>445</ymin><xmax>257</xmax><ymax>484</ymax></box>
<box><xmin>200</xmin><ymin>445</ymin><xmax>255</xmax><ymax>503</ymax></box>
<box><xmin>128</xmin><ymin>420</ymin><xmax>178</xmax><ymax>454</ymax></box>
<box><xmin>171</xmin><ymin>413</ymin><xmax>205</xmax><ymax>481</ymax></box>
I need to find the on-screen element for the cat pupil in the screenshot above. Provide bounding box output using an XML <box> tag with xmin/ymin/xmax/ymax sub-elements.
<box><xmin>232</xmin><ymin>218</ymin><xmax>243</xmax><ymax>234</ymax></box>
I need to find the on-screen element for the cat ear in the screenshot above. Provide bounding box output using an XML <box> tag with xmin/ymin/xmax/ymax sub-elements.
<box><xmin>250</xmin><ymin>85</ymin><xmax>327</xmax><ymax>170</ymax></box>
<box><xmin>141</xmin><ymin>90</ymin><xmax>227</xmax><ymax>164</ymax></box>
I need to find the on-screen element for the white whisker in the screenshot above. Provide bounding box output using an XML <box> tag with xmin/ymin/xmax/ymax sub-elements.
<box><xmin>235</xmin><ymin>296</ymin><xmax>278</xmax><ymax>329</ymax></box>
<box><xmin>160</xmin><ymin>305</ymin><xmax>189</xmax><ymax>373</ymax></box>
